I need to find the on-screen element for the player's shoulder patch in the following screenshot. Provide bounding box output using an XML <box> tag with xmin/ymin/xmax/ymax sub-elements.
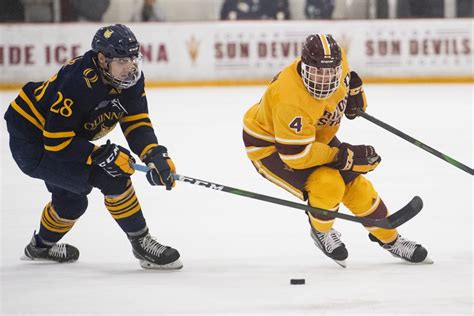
<box><xmin>60</xmin><ymin>51</ymin><xmax>101</xmax><ymax>90</ymax></box>
<box><xmin>82</xmin><ymin>67</ymin><xmax>99</xmax><ymax>89</ymax></box>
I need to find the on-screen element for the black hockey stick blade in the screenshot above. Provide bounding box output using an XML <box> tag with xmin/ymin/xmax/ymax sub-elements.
<box><xmin>384</xmin><ymin>196</ymin><xmax>423</xmax><ymax>229</ymax></box>
<box><xmin>132</xmin><ymin>163</ymin><xmax>423</xmax><ymax>229</ymax></box>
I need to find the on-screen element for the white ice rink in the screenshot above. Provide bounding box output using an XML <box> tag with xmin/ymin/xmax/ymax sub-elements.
<box><xmin>1</xmin><ymin>84</ymin><xmax>472</xmax><ymax>315</ymax></box>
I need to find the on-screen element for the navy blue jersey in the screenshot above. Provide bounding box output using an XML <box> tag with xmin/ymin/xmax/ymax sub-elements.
<box><xmin>4</xmin><ymin>50</ymin><xmax>159</xmax><ymax>165</ymax></box>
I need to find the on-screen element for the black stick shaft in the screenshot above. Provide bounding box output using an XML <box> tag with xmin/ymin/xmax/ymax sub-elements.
<box><xmin>357</xmin><ymin>110</ymin><xmax>473</xmax><ymax>175</ymax></box>
<box><xmin>133</xmin><ymin>163</ymin><xmax>401</xmax><ymax>228</ymax></box>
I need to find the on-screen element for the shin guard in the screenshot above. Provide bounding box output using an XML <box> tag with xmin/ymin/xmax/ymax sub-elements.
<box><xmin>104</xmin><ymin>182</ymin><xmax>146</xmax><ymax>233</ymax></box>
<box><xmin>343</xmin><ymin>176</ymin><xmax>398</xmax><ymax>243</ymax></box>
<box><xmin>38</xmin><ymin>202</ymin><xmax>78</xmax><ymax>245</ymax></box>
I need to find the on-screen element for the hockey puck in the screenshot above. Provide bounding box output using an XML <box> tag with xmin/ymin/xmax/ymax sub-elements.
<box><xmin>290</xmin><ymin>279</ymin><xmax>305</xmax><ymax>285</ymax></box>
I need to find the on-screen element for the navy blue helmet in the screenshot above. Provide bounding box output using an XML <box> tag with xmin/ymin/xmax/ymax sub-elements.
<box><xmin>91</xmin><ymin>24</ymin><xmax>140</xmax><ymax>59</ymax></box>
<box><xmin>91</xmin><ymin>24</ymin><xmax>142</xmax><ymax>89</ymax></box>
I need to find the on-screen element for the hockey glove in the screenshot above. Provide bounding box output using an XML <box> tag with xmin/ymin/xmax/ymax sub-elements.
<box><xmin>345</xmin><ymin>71</ymin><xmax>367</xmax><ymax>120</ymax></box>
<box><xmin>328</xmin><ymin>142</ymin><xmax>381</xmax><ymax>173</ymax></box>
<box><xmin>142</xmin><ymin>145</ymin><xmax>176</xmax><ymax>190</ymax></box>
<box><xmin>92</xmin><ymin>140</ymin><xmax>135</xmax><ymax>177</ymax></box>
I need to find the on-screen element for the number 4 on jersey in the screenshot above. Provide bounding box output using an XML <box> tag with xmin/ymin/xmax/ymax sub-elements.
<box><xmin>289</xmin><ymin>117</ymin><xmax>303</xmax><ymax>133</ymax></box>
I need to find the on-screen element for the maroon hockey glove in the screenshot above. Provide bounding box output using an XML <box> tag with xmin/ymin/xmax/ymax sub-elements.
<box><xmin>92</xmin><ymin>140</ymin><xmax>135</xmax><ymax>177</ymax></box>
<box><xmin>328</xmin><ymin>142</ymin><xmax>381</xmax><ymax>173</ymax></box>
<box><xmin>345</xmin><ymin>71</ymin><xmax>367</xmax><ymax>120</ymax></box>
<box><xmin>142</xmin><ymin>145</ymin><xmax>176</xmax><ymax>190</ymax></box>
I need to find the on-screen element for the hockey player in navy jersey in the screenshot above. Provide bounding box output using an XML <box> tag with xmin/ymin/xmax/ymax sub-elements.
<box><xmin>4</xmin><ymin>24</ymin><xmax>182</xmax><ymax>269</ymax></box>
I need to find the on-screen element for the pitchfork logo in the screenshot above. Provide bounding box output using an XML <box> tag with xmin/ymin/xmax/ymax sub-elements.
<box><xmin>186</xmin><ymin>35</ymin><xmax>200</xmax><ymax>64</ymax></box>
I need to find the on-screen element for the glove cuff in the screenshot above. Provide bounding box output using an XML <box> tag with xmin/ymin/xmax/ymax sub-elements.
<box><xmin>143</xmin><ymin>145</ymin><xmax>168</xmax><ymax>164</ymax></box>
<box><xmin>91</xmin><ymin>140</ymin><xmax>112</xmax><ymax>165</ymax></box>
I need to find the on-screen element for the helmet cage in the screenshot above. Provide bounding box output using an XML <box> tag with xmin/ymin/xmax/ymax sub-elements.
<box><xmin>102</xmin><ymin>53</ymin><xmax>143</xmax><ymax>89</ymax></box>
<box><xmin>301</xmin><ymin>61</ymin><xmax>342</xmax><ymax>99</ymax></box>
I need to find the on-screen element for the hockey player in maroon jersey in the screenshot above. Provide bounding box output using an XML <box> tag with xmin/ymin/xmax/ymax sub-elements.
<box><xmin>4</xmin><ymin>24</ymin><xmax>182</xmax><ymax>269</ymax></box>
<box><xmin>243</xmin><ymin>34</ymin><xmax>432</xmax><ymax>267</ymax></box>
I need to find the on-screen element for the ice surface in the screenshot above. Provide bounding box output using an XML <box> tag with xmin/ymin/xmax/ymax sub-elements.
<box><xmin>1</xmin><ymin>84</ymin><xmax>472</xmax><ymax>315</ymax></box>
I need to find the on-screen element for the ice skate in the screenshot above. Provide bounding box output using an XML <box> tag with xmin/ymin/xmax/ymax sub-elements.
<box><xmin>129</xmin><ymin>231</ymin><xmax>182</xmax><ymax>270</ymax></box>
<box><xmin>22</xmin><ymin>234</ymin><xmax>79</xmax><ymax>263</ymax></box>
<box><xmin>369</xmin><ymin>233</ymin><xmax>433</xmax><ymax>264</ymax></box>
<box><xmin>310</xmin><ymin>227</ymin><xmax>348</xmax><ymax>268</ymax></box>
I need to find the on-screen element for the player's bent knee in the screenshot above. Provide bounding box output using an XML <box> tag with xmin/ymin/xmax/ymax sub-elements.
<box><xmin>306</xmin><ymin>167</ymin><xmax>345</xmax><ymax>208</ymax></box>
<box><xmin>52</xmin><ymin>195</ymin><xmax>88</xmax><ymax>220</ymax></box>
<box><xmin>101</xmin><ymin>177</ymin><xmax>129</xmax><ymax>196</ymax></box>
<box><xmin>343</xmin><ymin>176</ymin><xmax>377</xmax><ymax>203</ymax></box>
<box><xmin>89</xmin><ymin>167</ymin><xmax>130</xmax><ymax>196</ymax></box>
<box><xmin>343</xmin><ymin>176</ymin><xmax>380</xmax><ymax>214</ymax></box>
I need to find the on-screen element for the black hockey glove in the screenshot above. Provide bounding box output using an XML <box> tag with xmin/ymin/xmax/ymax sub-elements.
<box><xmin>142</xmin><ymin>145</ymin><xmax>176</xmax><ymax>190</ymax></box>
<box><xmin>92</xmin><ymin>140</ymin><xmax>135</xmax><ymax>177</ymax></box>
<box><xmin>328</xmin><ymin>142</ymin><xmax>381</xmax><ymax>173</ymax></box>
<box><xmin>345</xmin><ymin>71</ymin><xmax>367</xmax><ymax>120</ymax></box>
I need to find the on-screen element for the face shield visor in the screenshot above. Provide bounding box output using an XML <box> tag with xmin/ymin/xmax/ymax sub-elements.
<box><xmin>103</xmin><ymin>53</ymin><xmax>143</xmax><ymax>89</ymax></box>
<box><xmin>301</xmin><ymin>61</ymin><xmax>342</xmax><ymax>99</ymax></box>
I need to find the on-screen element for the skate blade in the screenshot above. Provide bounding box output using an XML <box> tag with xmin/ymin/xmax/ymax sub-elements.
<box><xmin>409</xmin><ymin>256</ymin><xmax>434</xmax><ymax>265</ymax></box>
<box><xmin>422</xmin><ymin>256</ymin><xmax>434</xmax><ymax>264</ymax></box>
<box><xmin>333</xmin><ymin>259</ymin><xmax>347</xmax><ymax>268</ymax></box>
<box><xmin>20</xmin><ymin>255</ymin><xmax>77</xmax><ymax>263</ymax></box>
<box><xmin>20</xmin><ymin>255</ymin><xmax>51</xmax><ymax>261</ymax></box>
<box><xmin>20</xmin><ymin>255</ymin><xmax>53</xmax><ymax>262</ymax></box>
<box><xmin>139</xmin><ymin>259</ymin><xmax>183</xmax><ymax>270</ymax></box>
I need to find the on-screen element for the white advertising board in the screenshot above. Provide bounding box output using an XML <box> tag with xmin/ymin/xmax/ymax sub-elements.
<box><xmin>0</xmin><ymin>19</ymin><xmax>471</xmax><ymax>84</ymax></box>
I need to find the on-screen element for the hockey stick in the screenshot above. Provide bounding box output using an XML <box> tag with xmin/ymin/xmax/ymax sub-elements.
<box><xmin>357</xmin><ymin>110</ymin><xmax>473</xmax><ymax>175</ymax></box>
<box><xmin>132</xmin><ymin>163</ymin><xmax>423</xmax><ymax>229</ymax></box>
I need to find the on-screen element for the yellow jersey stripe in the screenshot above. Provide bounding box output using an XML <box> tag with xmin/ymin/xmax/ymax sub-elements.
<box><xmin>319</xmin><ymin>34</ymin><xmax>331</xmax><ymax>57</ymax></box>
<box><xmin>20</xmin><ymin>89</ymin><xmax>45</xmax><ymax>125</ymax></box>
<box><xmin>124</xmin><ymin>122</ymin><xmax>153</xmax><ymax>137</ymax></box>
<box><xmin>246</xmin><ymin>146</ymin><xmax>266</xmax><ymax>153</ymax></box>
<box><xmin>279</xmin><ymin>143</ymin><xmax>313</xmax><ymax>161</ymax></box>
<box><xmin>44</xmin><ymin>138</ymin><xmax>73</xmax><ymax>152</ymax></box>
<box><xmin>34</xmin><ymin>81</ymin><xmax>50</xmax><ymax>102</ymax></box>
<box><xmin>86</xmin><ymin>146</ymin><xmax>98</xmax><ymax>165</ymax></box>
<box><xmin>275</xmin><ymin>135</ymin><xmax>315</xmax><ymax>144</ymax></box>
<box><xmin>243</xmin><ymin>123</ymin><xmax>275</xmax><ymax>142</ymax></box>
<box><xmin>253</xmin><ymin>160</ymin><xmax>304</xmax><ymax>200</ymax></box>
<box><xmin>121</xmin><ymin>113</ymin><xmax>149</xmax><ymax>123</ymax></box>
<box><xmin>34</xmin><ymin>73</ymin><xmax>57</xmax><ymax>101</ymax></box>
<box><xmin>140</xmin><ymin>143</ymin><xmax>158</xmax><ymax>160</ymax></box>
<box><xmin>10</xmin><ymin>101</ymin><xmax>43</xmax><ymax>130</ymax></box>
<box><xmin>43</xmin><ymin>130</ymin><xmax>76</xmax><ymax>138</ymax></box>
